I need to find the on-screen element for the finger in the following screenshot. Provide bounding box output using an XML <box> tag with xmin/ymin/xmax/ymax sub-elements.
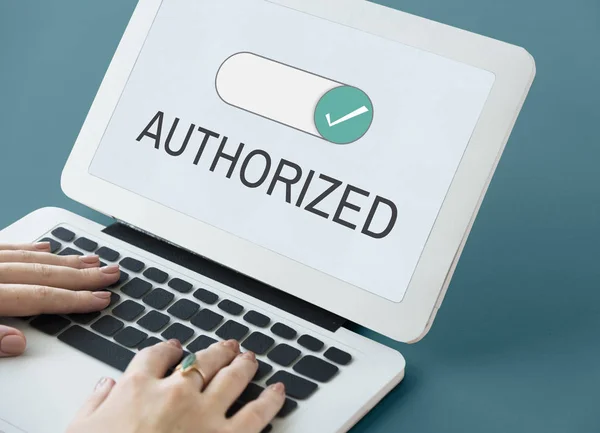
<box><xmin>168</xmin><ymin>339</ymin><xmax>240</xmax><ymax>391</ymax></box>
<box><xmin>0</xmin><ymin>242</ymin><xmax>52</xmax><ymax>253</ymax></box>
<box><xmin>73</xmin><ymin>377</ymin><xmax>116</xmax><ymax>419</ymax></box>
<box><xmin>203</xmin><ymin>351</ymin><xmax>258</xmax><ymax>410</ymax></box>
<box><xmin>0</xmin><ymin>325</ymin><xmax>27</xmax><ymax>358</ymax></box>
<box><xmin>126</xmin><ymin>340</ymin><xmax>183</xmax><ymax>378</ymax></box>
<box><xmin>0</xmin><ymin>263</ymin><xmax>120</xmax><ymax>290</ymax></box>
<box><xmin>227</xmin><ymin>383</ymin><xmax>286</xmax><ymax>433</ymax></box>
<box><xmin>0</xmin><ymin>285</ymin><xmax>111</xmax><ymax>316</ymax></box>
<box><xmin>0</xmin><ymin>250</ymin><xmax>100</xmax><ymax>269</ymax></box>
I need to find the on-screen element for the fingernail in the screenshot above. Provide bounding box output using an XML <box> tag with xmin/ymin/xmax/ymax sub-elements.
<box><xmin>94</xmin><ymin>377</ymin><xmax>108</xmax><ymax>390</ymax></box>
<box><xmin>241</xmin><ymin>351</ymin><xmax>256</xmax><ymax>361</ymax></box>
<box><xmin>223</xmin><ymin>339</ymin><xmax>239</xmax><ymax>351</ymax></box>
<box><xmin>100</xmin><ymin>264</ymin><xmax>120</xmax><ymax>274</ymax></box>
<box><xmin>168</xmin><ymin>339</ymin><xmax>182</xmax><ymax>348</ymax></box>
<box><xmin>79</xmin><ymin>255</ymin><xmax>100</xmax><ymax>264</ymax></box>
<box><xmin>92</xmin><ymin>291</ymin><xmax>112</xmax><ymax>299</ymax></box>
<box><xmin>34</xmin><ymin>242</ymin><xmax>50</xmax><ymax>250</ymax></box>
<box><xmin>0</xmin><ymin>335</ymin><xmax>26</xmax><ymax>355</ymax></box>
<box><xmin>269</xmin><ymin>383</ymin><xmax>285</xmax><ymax>394</ymax></box>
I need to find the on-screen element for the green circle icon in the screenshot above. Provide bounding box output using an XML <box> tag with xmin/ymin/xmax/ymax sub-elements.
<box><xmin>314</xmin><ymin>85</ymin><xmax>373</xmax><ymax>144</ymax></box>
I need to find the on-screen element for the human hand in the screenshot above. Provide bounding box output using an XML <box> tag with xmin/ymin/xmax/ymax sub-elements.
<box><xmin>68</xmin><ymin>339</ymin><xmax>286</xmax><ymax>433</ymax></box>
<box><xmin>0</xmin><ymin>241</ymin><xmax>120</xmax><ymax>357</ymax></box>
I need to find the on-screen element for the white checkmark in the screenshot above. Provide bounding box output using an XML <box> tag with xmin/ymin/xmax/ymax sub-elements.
<box><xmin>325</xmin><ymin>105</ymin><xmax>369</xmax><ymax>127</ymax></box>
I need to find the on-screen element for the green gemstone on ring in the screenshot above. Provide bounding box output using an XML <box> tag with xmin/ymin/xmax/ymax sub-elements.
<box><xmin>181</xmin><ymin>353</ymin><xmax>196</xmax><ymax>372</ymax></box>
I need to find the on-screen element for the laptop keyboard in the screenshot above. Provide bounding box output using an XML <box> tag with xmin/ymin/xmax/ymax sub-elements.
<box><xmin>27</xmin><ymin>226</ymin><xmax>354</xmax><ymax>429</ymax></box>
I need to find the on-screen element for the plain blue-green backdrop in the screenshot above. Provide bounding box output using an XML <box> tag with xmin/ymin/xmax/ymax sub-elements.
<box><xmin>1</xmin><ymin>1</ymin><xmax>599</xmax><ymax>432</ymax></box>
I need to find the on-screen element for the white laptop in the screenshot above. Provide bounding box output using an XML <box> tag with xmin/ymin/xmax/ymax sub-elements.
<box><xmin>0</xmin><ymin>0</ymin><xmax>535</xmax><ymax>432</ymax></box>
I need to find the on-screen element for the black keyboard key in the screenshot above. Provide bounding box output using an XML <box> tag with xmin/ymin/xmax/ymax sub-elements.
<box><xmin>108</xmin><ymin>291</ymin><xmax>121</xmax><ymax>307</ymax></box>
<box><xmin>38</xmin><ymin>237</ymin><xmax>61</xmax><ymax>253</ymax></box>
<box><xmin>97</xmin><ymin>246</ymin><xmax>120</xmax><ymax>262</ymax></box>
<box><xmin>244</xmin><ymin>310</ymin><xmax>270</xmax><ymax>328</ymax></box>
<box><xmin>239</xmin><ymin>382</ymin><xmax>264</xmax><ymax>403</ymax></box>
<box><xmin>293</xmin><ymin>355</ymin><xmax>339</xmax><ymax>382</ymax></box>
<box><xmin>298</xmin><ymin>335</ymin><xmax>324</xmax><ymax>352</ymax></box>
<box><xmin>324</xmin><ymin>347</ymin><xmax>352</xmax><ymax>365</ymax></box>
<box><xmin>113</xmin><ymin>300</ymin><xmax>146</xmax><ymax>321</ymax></box>
<box><xmin>168</xmin><ymin>278</ymin><xmax>193</xmax><ymax>293</ymax></box>
<box><xmin>168</xmin><ymin>299</ymin><xmax>200</xmax><ymax>320</ymax></box>
<box><xmin>73</xmin><ymin>237</ymin><xmax>98</xmax><ymax>252</ymax></box>
<box><xmin>137</xmin><ymin>311</ymin><xmax>170</xmax><ymax>332</ymax></box>
<box><xmin>266</xmin><ymin>371</ymin><xmax>318</xmax><ymax>400</ymax></box>
<box><xmin>143</xmin><ymin>288</ymin><xmax>174</xmax><ymax>310</ymax></box>
<box><xmin>138</xmin><ymin>336</ymin><xmax>162</xmax><ymax>350</ymax></box>
<box><xmin>254</xmin><ymin>360</ymin><xmax>273</xmax><ymax>381</ymax></box>
<box><xmin>109</xmin><ymin>270</ymin><xmax>129</xmax><ymax>289</ymax></box>
<box><xmin>92</xmin><ymin>316</ymin><xmax>124</xmax><ymax>336</ymax></box>
<box><xmin>216</xmin><ymin>320</ymin><xmax>249</xmax><ymax>341</ymax></box>
<box><xmin>226</xmin><ymin>401</ymin><xmax>244</xmax><ymax>418</ymax></box>
<box><xmin>59</xmin><ymin>325</ymin><xmax>134</xmax><ymax>372</ymax></box>
<box><xmin>68</xmin><ymin>311</ymin><xmax>101</xmax><ymax>325</ymax></box>
<box><xmin>277</xmin><ymin>398</ymin><xmax>298</xmax><ymax>418</ymax></box>
<box><xmin>187</xmin><ymin>335</ymin><xmax>217</xmax><ymax>352</ymax></box>
<box><xmin>262</xmin><ymin>425</ymin><xmax>273</xmax><ymax>433</ymax></box>
<box><xmin>114</xmin><ymin>327</ymin><xmax>148</xmax><ymax>348</ymax></box>
<box><xmin>242</xmin><ymin>332</ymin><xmax>274</xmax><ymax>355</ymax></box>
<box><xmin>271</xmin><ymin>323</ymin><xmax>297</xmax><ymax>340</ymax></box>
<box><xmin>51</xmin><ymin>227</ymin><xmax>75</xmax><ymax>242</ymax></box>
<box><xmin>30</xmin><ymin>315</ymin><xmax>71</xmax><ymax>335</ymax></box>
<box><xmin>191</xmin><ymin>309</ymin><xmax>223</xmax><ymax>331</ymax></box>
<box><xmin>162</xmin><ymin>323</ymin><xmax>194</xmax><ymax>344</ymax></box>
<box><xmin>193</xmin><ymin>288</ymin><xmax>218</xmax><ymax>304</ymax></box>
<box><xmin>218</xmin><ymin>299</ymin><xmax>244</xmax><ymax>315</ymax></box>
<box><xmin>58</xmin><ymin>247</ymin><xmax>83</xmax><ymax>256</ymax></box>
<box><xmin>120</xmin><ymin>257</ymin><xmax>145</xmax><ymax>272</ymax></box>
<box><xmin>143</xmin><ymin>267</ymin><xmax>168</xmax><ymax>284</ymax></box>
<box><xmin>267</xmin><ymin>344</ymin><xmax>300</xmax><ymax>367</ymax></box>
<box><xmin>121</xmin><ymin>277</ymin><xmax>152</xmax><ymax>298</ymax></box>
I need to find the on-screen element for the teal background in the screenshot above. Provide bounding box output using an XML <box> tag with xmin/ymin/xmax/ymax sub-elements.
<box><xmin>1</xmin><ymin>1</ymin><xmax>599</xmax><ymax>432</ymax></box>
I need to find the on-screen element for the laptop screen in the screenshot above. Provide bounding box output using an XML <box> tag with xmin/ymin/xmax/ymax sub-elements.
<box><xmin>89</xmin><ymin>0</ymin><xmax>494</xmax><ymax>302</ymax></box>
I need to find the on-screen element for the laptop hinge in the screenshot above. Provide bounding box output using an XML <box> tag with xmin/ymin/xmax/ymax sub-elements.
<box><xmin>102</xmin><ymin>222</ymin><xmax>346</xmax><ymax>332</ymax></box>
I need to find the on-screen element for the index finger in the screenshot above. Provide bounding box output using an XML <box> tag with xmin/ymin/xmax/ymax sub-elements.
<box><xmin>0</xmin><ymin>242</ymin><xmax>51</xmax><ymax>253</ymax></box>
<box><xmin>227</xmin><ymin>383</ymin><xmax>286</xmax><ymax>433</ymax></box>
<box><xmin>0</xmin><ymin>284</ymin><xmax>111</xmax><ymax>316</ymax></box>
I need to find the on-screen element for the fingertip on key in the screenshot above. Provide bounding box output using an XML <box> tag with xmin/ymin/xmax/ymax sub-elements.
<box><xmin>268</xmin><ymin>382</ymin><xmax>285</xmax><ymax>395</ymax></box>
<box><xmin>34</xmin><ymin>242</ymin><xmax>51</xmax><ymax>251</ymax></box>
<box><xmin>79</xmin><ymin>255</ymin><xmax>100</xmax><ymax>265</ymax></box>
<box><xmin>100</xmin><ymin>264</ymin><xmax>120</xmax><ymax>275</ymax></box>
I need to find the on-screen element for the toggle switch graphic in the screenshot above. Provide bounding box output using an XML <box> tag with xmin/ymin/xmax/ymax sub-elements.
<box><xmin>215</xmin><ymin>52</ymin><xmax>373</xmax><ymax>144</ymax></box>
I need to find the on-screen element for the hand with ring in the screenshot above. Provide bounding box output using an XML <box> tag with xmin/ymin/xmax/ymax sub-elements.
<box><xmin>67</xmin><ymin>339</ymin><xmax>286</xmax><ymax>433</ymax></box>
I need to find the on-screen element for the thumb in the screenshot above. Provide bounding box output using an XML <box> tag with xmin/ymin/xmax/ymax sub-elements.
<box><xmin>75</xmin><ymin>377</ymin><xmax>116</xmax><ymax>419</ymax></box>
<box><xmin>0</xmin><ymin>325</ymin><xmax>26</xmax><ymax>357</ymax></box>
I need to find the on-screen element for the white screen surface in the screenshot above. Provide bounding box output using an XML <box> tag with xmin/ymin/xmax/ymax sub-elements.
<box><xmin>89</xmin><ymin>0</ymin><xmax>495</xmax><ymax>302</ymax></box>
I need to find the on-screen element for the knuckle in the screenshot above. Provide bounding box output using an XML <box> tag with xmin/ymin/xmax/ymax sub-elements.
<box><xmin>123</xmin><ymin>372</ymin><xmax>148</xmax><ymax>389</ymax></box>
<box><xmin>34</xmin><ymin>285</ymin><xmax>51</xmax><ymax>299</ymax></box>
<box><xmin>19</xmin><ymin>250</ymin><xmax>32</xmax><ymax>262</ymax></box>
<box><xmin>34</xmin><ymin>263</ymin><xmax>52</xmax><ymax>278</ymax></box>
<box><xmin>164</xmin><ymin>383</ymin><xmax>190</xmax><ymax>403</ymax></box>
<box><xmin>244</xmin><ymin>407</ymin><xmax>267</xmax><ymax>426</ymax></box>
<box><xmin>225</xmin><ymin>367</ymin><xmax>247</xmax><ymax>384</ymax></box>
<box><xmin>82</xmin><ymin>267</ymin><xmax>98</xmax><ymax>278</ymax></box>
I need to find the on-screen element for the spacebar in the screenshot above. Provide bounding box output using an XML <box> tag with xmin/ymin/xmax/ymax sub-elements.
<box><xmin>58</xmin><ymin>325</ymin><xmax>135</xmax><ymax>372</ymax></box>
